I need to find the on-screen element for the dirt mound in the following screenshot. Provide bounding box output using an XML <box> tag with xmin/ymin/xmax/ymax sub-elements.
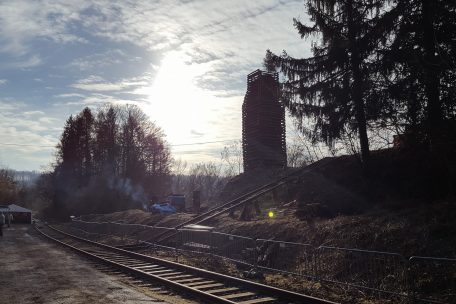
<box><xmin>79</xmin><ymin>198</ymin><xmax>456</xmax><ymax>258</ymax></box>
<box><xmin>78</xmin><ymin>148</ymin><xmax>456</xmax><ymax>257</ymax></box>
<box><xmin>288</xmin><ymin>171</ymin><xmax>363</xmax><ymax>216</ymax></box>
<box><xmin>81</xmin><ymin>209</ymin><xmax>197</xmax><ymax>227</ymax></box>
<box><xmin>208</xmin><ymin>200</ymin><xmax>456</xmax><ymax>258</ymax></box>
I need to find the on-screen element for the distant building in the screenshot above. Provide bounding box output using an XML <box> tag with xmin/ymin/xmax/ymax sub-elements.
<box><xmin>242</xmin><ymin>70</ymin><xmax>286</xmax><ymax>172</ymax></box>
<box><xmin>0</xmin><ymin>204</ymin><xmax>32</xmax><ymax>224</ymax></box>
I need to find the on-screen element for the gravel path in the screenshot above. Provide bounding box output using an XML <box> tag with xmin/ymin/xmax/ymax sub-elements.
<box><xmin>0</xmin><ymin>225</ymin><xmax>197</xmax><ymax>304</ymax></box>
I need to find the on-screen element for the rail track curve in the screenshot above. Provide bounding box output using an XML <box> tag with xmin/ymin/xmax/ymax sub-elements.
<box><xmin>35</xmin><ymin>223</ymin><xmax>337</xmax><ymax>304</ymax></box>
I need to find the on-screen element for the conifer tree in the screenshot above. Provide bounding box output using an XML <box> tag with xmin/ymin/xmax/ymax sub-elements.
<box><xmin>381</xmin><ymin>0</ymin><xmax>456</xmax><ymax>146</ymax></box>
<box><xmin>54</xmin><ymin>104</ymin><xmax>172</xmax><ymax>213</ymax></box>
<box><xmin>266</xmin><ymin>0</ymin><xmax>397</xmax><ymax>168</ymax></box>
<box><xmin>94</xmin><ymin>106</ymin><xmax>119</xmax><ymax>175</ymax></box>
<box><xmin>57</xmin><ymin>115</ymin><xmax>79</xmax><ymax>182</ymax></box>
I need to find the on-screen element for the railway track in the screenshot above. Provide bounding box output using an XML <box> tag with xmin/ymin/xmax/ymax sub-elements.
<box><xmin>36</xmin><ymin>223</ymin><xmax>337</xmax><ymax>304</ymax></box>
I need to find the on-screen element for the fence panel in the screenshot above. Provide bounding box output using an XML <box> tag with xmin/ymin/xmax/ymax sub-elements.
<box><xmin>211</xmin><ymin>232</ymin><xmax>255</xmax><ymax>266</ymax></box>
<box><xmin>69</xmin><ymin>220</ymin><xmax>139</xmax><ymax>244</ymax></box>
<box><xmin>178</xmin><ymin>229</ymin><xmax>212</xmax><ymax>255</ymax></box>
<box><xmin>70</xmin><ymin>220</ymin><xmax>176</xmax><ymax>244</ymax></box>
<box><xmin>409</xmin><ymin>256</ymin><xmax>456</xmax><ymax>304</ymax></box>
<box><xmin>316</xmin><ymin>246</ymin><xmax>408</xmax><ymax>296</ymax></box>
<box><xmin>64</xmin><ymin>221</ymin><xmax>113</xmax><ymax>242</ymax></box>
<box><xmin>134</xmin><ymin>225</ymin><xmax>168</xmax><ymax>243</ymax></box>
<box><xmin>153</xmin><ymin>226</ymin><xmax>179</xmax><ymax>248</ymax></box>
<box><xmin>256</xmin><ymin>239</ymin><xmax>315</xmax><ymax>278</ymax></box>
<box><xmin>108</xmin><ymin>222</ymin><xmax>143</xmax><ymax>240</ymax></box>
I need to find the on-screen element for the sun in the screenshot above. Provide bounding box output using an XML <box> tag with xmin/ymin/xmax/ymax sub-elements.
<box><xmin>143</xmin><ymin>51</ymin><xmax>214</xmax><ymax>145</ymax></box>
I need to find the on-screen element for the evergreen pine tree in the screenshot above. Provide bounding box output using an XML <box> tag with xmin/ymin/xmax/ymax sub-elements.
<box><xmin>266</xmin><ymin>0</ymin><xmax>397</xmax><ymax>169</ymax></box>
<box><xmin>381</xmin><ymin>0</ymin><xmax>456</xmax><ymax>146</ymax></box>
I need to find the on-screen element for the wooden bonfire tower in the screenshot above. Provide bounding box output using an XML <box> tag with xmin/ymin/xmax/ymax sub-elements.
<box><xmin>242</xmin><ymin>69</ymin><xmax>286</xmax><ymax>172</ymax></box>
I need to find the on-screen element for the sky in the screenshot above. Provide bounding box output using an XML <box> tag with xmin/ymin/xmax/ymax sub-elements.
<box><xmin>0</xmin><ymin>0</ymin><xmax>312</xmax><ymax>171</ymax></box>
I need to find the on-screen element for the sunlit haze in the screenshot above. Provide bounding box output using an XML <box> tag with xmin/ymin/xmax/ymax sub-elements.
<box><xmin>0</xmin><ymin>0</ymin><xmax>311</xmax><ymax>171</ymax></box>
<box><xmin>142</xmin><ymin>51</ymin><xmax>240</xmax><ymax>164</ymax></box>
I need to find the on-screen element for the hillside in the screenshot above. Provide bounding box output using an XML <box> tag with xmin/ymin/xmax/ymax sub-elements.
<box><xmin>83</xmin><ymin>200</ymin><xmax>456</xmax><ymax>258</ymax></box>
<box><xmin>81</xmin><ymin>147</ymin><xmax>456</xmax><ymax>258</ymax></box>
<box><xmin>74</xmin><ymin>149</ymin><xmax>456</xmax><ymax>303</ymax></box>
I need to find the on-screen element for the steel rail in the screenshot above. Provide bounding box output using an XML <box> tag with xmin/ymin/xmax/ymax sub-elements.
<box><xmin>36</xmin><ymin>223</ymin><xmax>338</xmax><ymax>304</ymax></box>
<box><xmin>35</xmin><ymin>224</ymin><xmax>239</xmax><ymax>304</ymax></box>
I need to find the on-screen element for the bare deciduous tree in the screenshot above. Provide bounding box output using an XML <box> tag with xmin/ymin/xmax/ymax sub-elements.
<box><xmin>220</xmin><ymin>140</ymin><xmax>243</xmax><ymax>176</ymax></box>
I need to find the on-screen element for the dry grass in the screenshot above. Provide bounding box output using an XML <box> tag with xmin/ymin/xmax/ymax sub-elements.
<box><xmin>64</xmin><ymin>200</ymin><xmax>456</xmax><ymax>303</ymax></box>
<box><xmin>80</xmin><ymin>199</ymin><xmax>456</xmax><ymax>258</ymax></box>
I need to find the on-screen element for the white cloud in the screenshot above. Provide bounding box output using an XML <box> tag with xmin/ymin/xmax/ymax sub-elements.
<box><xmin>0</xmin><ymin>0</ymin><xmax>89</xmax><ymax>55</ymax></box>
<box><xmin>23</xmin><ymin>111</ymin><xmax>45</xmax><ymax>117</ymax></box>
<box><xmin>71</xmin><ymin>75</ymin><xmax>150</xmax><ymax>92</ymax></box>
<box><xmin>67</xmin><ymin>49</ymin><xmax>132</xmax><ymax>71</ymax></box>
<box><xmin>54</xmin><ymin>93</ymin><xmax>86</xmax><ymax>98</ymax></box>
<box><xmin>0</xmin><ymin>100</ymin><xmax>60</xmax><ymax>166</ymax></box>
<box><xmin>0</xmin><ymin>55</ymin><xmax>42</xmax><ymax>70</ymax></box>
<box><xmin>56</xmin><ymin>92</ymin><xmax>144</xmax><ymax>109</ymax></box>
<box><xmin>0</xmin><ymin>79</ymin><xmax>7</xmax><ymax>85</ymax></box>
<box><xmin>0</xmin><ymin>1</ymin><xmax>310</xmax><ymax>72</ymax></box>
<box><xmin>0</xmin><ymin>124</ymin><xmax>57</xmax><ymax>170</ymax></box>
<box><xmin>0</xmin><ymin>99</ymin><xmax>23</xmax><ymax>111</ymax></box>
<box><xmin>0</xmin><ymin>0</ymin><xmax>314</xmax><ymax>169</ymax></box>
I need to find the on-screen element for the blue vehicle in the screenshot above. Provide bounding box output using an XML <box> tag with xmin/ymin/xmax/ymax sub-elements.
<box><xmin>151</xmin><ymin>202</ymin><xmax>176</xmax><ymax>214</ymax></box>
<box><xmin>147</xmin><ymin>194</ymin><xmax>185</xmax><ymax>214</ymax></box>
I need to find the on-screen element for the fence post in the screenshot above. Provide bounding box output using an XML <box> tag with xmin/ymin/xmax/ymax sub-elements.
<box><xmin>314</xmin><ymin>246</ymin><xmax>320</xmax><ymax>281</ymax></box>
<box><xmin>136</xmin><ymin>225</ymin><xmax>140</xmax><ymax>243</ymax></box>
<box><xmin>254</xmin><ymin>238</ymin><xmax>258</xmax><ymax>272</ymax></box>
<box><xmin>151</xmin><ymin>226</ymin><xmax>157</xmax><ymax>251</ymax></box>
<box><xmin>407</xmin><ymin>257</ymin><xmax>415</xmax><ymax>304</ymax></box>
<box><xmin>209</xmin><ymin>230</ymin><xmax>214</xmax><ymax>256</ymax></box>
<box><xmin>175</xmin><ymin>228</ymin><xmax>179</xmax><ymax>263</ymax></box>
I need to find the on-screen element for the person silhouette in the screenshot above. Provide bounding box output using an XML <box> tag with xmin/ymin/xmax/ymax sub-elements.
<box><xmin>6</xmin><ymin>212</ymin><xmax>12</xmax><ymax>228</ymax></box>
<box><xmin>0</xmin><ymin>212</ymin><xmax>5</xmax><ymax>237</ymax></box>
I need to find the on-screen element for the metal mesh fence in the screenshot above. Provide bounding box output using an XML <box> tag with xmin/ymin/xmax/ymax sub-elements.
<box><xmin>70</xmin><ymin>220</ymin><xmax>176</xmax><ymax>248</ymax></box>
<box><xmin>178</xmin><ymin>229</ymin><xmax>212</xmax><ymax>255</ymax></box>
<box><xmin>211</xmin><ymin>232</ymin><xmax>256</xmax><ymax>266</ymax></box>
<box><xmin>316</xmin><ymin>246</ymin><xmax>408</xmax><ymax>296</ymax></box>
<box><xmin>60</xmin><ymin>222</ymin><xmax>138</xmax><ymax>245</ymax></box>
<box><xmin>256</xmin><ymin>239</ymin><xmax>315</xmax><ymax>278</ymax></box>
<box><xmin>409</xmin><ymin>256</ymin><xmax>456</xmax><ymax>304</ymax></box>
<box><xmin>135</xmin><ymin>225</ymin><xmax>174</xmax><ymax>243</ymax></box>
<box><xmin>66</xmin><ymin>219</ymin><xmax>456</xmax><ymax>302</ymax></box>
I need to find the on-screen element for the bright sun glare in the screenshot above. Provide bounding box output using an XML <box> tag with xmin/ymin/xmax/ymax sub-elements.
<box><xmin>143</xmin><ymin>51</ymin><xmax>216</xmax><ymax>145</ymax></box>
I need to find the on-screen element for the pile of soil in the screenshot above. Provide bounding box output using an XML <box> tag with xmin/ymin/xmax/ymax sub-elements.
<box><xmin>209</xmin><ymin>200</ymin><xmax>456</xmax><ymax>258</ymax></box>
<box><xmin>76</xmin><ymin>199</ymin><xmax>456</xmax><ymax>258</ymax></box>
<box><xmin>81</xmin><ymin>208</ymin><xmax>195</xmax><ymax>227</ymax></box>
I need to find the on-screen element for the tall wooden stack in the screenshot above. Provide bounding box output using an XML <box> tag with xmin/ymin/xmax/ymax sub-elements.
<box><xmin>242</xmin><ymin>69</ymin><xmax>286</xmax><ymax>172</ymax></box>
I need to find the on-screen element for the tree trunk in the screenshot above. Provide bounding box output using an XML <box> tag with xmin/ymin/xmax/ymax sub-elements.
<box><xmin>347</xmin><ymin>0</ymin><xmax>370</xmax><ymax>170</ymax></box>
<box><xmin>422</xmin><ymin>0</ymin><xmax>442</xmax><ymax>149</ymax></box>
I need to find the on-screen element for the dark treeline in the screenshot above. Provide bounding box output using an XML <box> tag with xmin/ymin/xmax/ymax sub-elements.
<box><xmin>266</xmin><ymin>0</ymin><xmax>456</xmax><ymax>170</ymax></box>
<box><xmin>0</xmin><ymin>169</ymin><xmax>17</xmax><ymax>204</ymax></box>
<box><xmin>47</xmin><ymin>104</ymin><xmax>172</xmax><ymax>217</ymax></box>
<box><xmin>0</xmin><ymin>169</ymin><xmax>52</xmax><ymax>213</ymax></box>
<box><xmin>170</xmin><ymin>160</ymin><xmax>230</xmax><ymax>206</ymax></box>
